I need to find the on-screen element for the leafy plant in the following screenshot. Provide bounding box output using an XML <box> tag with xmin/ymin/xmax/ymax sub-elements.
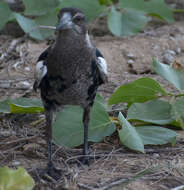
<box><xmin>107</xmin><ymin>59</ymin><xmax>184</xmax><ymax>151</ymax></box>
<box><xmin>0</xmin><ymin>0</ymin><xmax>176</xmax><ymax>39</ymax></box>
<box><xmin>0</xmin><ymin>166</ymin><xmax>35</xmax><ymax>190</ymax></box>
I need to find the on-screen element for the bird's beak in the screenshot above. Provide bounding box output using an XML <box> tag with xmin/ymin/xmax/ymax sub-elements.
<box><xmin>56</xmin><ymin>13</ymin><xmax>72</xmax><ymax>31</ymax></box>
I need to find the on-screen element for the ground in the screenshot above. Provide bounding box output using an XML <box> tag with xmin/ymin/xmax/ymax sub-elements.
<box><xmin>1</xmin><ymin>13</ymin><xmax>184</xmax><ymax>190</ymax></box>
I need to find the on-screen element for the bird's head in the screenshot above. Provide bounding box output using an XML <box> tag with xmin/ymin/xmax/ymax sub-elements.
<box><xmin>57</xmin><ymin>7</ymin><xmax>87</xmax><ymax>35</ymax></box>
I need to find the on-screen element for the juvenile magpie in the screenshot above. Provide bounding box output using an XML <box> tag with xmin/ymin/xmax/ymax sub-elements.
<box><xmin>33</xmin><ymin>7</ymin><xmax>108</xmax><ymax>175</ymax></box>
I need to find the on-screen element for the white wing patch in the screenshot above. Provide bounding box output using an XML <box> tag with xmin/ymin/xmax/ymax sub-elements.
<box><xmin>97</xmin><ymin>56</ymin><xmax>108</xmax><ymax>83</ymax></box>
<box><xmin>33</xmin><ymin>61</ymin><xmax>47</xmax><ymax>90</ymax></box>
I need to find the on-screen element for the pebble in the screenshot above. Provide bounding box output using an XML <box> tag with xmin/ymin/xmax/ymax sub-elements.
<box><xmin>176</xmin><ymin>47</ymin><xmax>181</xmax><ymax>54</ymax></box>
<box><xmin>127</xmin><ymin>52</ymin><xmax>135</xmax><ymax>60</ymax></box>
<box><xmin>127</xmin><ymin>59</ymin><xmax>134</xmax><ymax>64</ymax></box>
<box><xmin>24</xmin><ymin>66</ymin><xmax>30</xmax><ymax>71</ymax></box>
<box><xmin>153</xmin><ymin>153</ymin><xmax>159</xmax><ymax>158</ymax></box>
<box><xmin>12</xmin><ymin>161</ymin><xmax>21</xmax><ymax>167</ymax></box>
<box><xmin>162</xmin><ymin>50</ymin><xmax>176</xmax><ymax>64</ymax></box>
<box><xmin>18</xmin><ymin>81</ymin><xmax>31</xmax><ymax>88</ymax></box>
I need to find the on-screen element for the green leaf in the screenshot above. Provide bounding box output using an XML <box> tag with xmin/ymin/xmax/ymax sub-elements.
<box><xmin>0</xmin><ymin>99</ymin><xmax>10</xmax><ymax>113</ymax></box>
<box><xmin>13</xmin><ymin>13</ymin><xmax>44</xmax><ymax>40</ymax></box>
<box><xmin>127</xmin><ymin>99</ymin><xmax>173</xmax><ymax>125</ymax></box>
<box><xmin>119</xmin><ymin>0</ymin><xmax>174</xmax><ymax>23</ymax></box>
<box><xmin>136</xmin><ymin>126</ymin><xmax>177</xmax><ymax>145</ymax></box>
<box><xmin>10</xmin><ymin>98</ymin><xmax>44</xmax><ymax>114</ymax></box>
<box><xmin>107</xmin><ymin>6</ymin><xmax>149</xmax><ymax>36</ymax></box>
<box><xmin>59</xmin><ymin>0</ymin><xmax>106</xmax><ymax>21</ymax></box>
<box><xmin>22</xmin><ymin>0</ymin><xmax>59</xmax><ymax>16</ymax></box>
<box><xmin>108</xmin><ymin>77</ymin><xmax>167</xmax><ymax>105</ymax></box>
<box><xmin>153</xmin><ymin>59</ymin><xmax>184</xmax><ymax>91</ymax></box>
<box><xmin>10</xmin><ymin>104</ymin><xmax>44</xmax><ymax>114</ymax></box>
<box><xmin>0</xmin><ymin>166</ymin><xmax>35</xmax><ymax>190</ymax></box>
<box><xmin>171</xmin><ymin>98</ymin><xmax>184</xmax><ymax>129</ymax></box>
<box><xmin>35</xmin><ymin>9</ymin><xmax>58</xmax><ymax>39</ymax></box>
<box><xmin>10</xmin><ymin>98</ymin><xmax>43</xmax><ymax>107</ymax></box>
<box><xmin>53</xmin><ymin>95</ymin><xmax>115</xmax><ymax>147</ymax></box>
<box><xmin>118</xmin><ymin>112</ymin><xmax>144</xmax><ymax>153</ymax></box>
<box><xmin>0</xmin><ymin>1</ymin><xmax>13</xmax><ymax>29</ymax></box>
<box><xmin>98</xmin><ymin>0</ymin><xmax>112</xmax><ymax>6</ymax></box>
<box><xmin>0</xmin><ymin>98</ymin><xmax>43</xmax><ymax>114</ymax></box>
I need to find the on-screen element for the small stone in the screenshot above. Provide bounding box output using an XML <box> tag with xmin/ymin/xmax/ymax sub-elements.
<box><xmin>176</xmin><ymin>47</ymin><xmax>181</xmax><ymax>55</ymax></box>
<box><xmin>12</xmin><ymin>161</ymin><xmax>21</xmax><ymax>167</ymax></box>
<box><xmin>127</xmin><ymin>52</ymin><xmax>135</xmax><ymax>59</ymax></box>
<box><xmin>22</xmin><ymin>81</ymin><xmax>30</xmax><ymax>87</ymax></box>
<box><xmin>127</xmin><ymin>59</ymin><xmax>134</xmax><ymax>64</ymax></box>
<box><xmin>19</xmin><ymin>81</ymin><xmax>31</xmax><ymax>88</ymax></box>
<box><xmin>162</xmin><ymin>50</ymin><xmax>175</xmax><ymax>64</ymax></box>
<box><xmin>153</xmin><ymin>153</ymin><xmax>159</xmax><ymax>158</ymax></box>
<box><xmin>165</xmin><ymin>49</ymin><xmax>176</xmax><ymax>56</ymax></box>
<box><xmin>24</xmin><ymin>66</ymin><xmax>30</xmax><ymax>71</ymax></box>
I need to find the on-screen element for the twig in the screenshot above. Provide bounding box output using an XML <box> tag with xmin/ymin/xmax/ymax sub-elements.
<box><xmin>1</xmin><ymin>143</ymin><xmax>26</xmax><ymax>153</ymax></box>
<box><xmin>78</xmin><ymin>178</ymin><xmax>128</xmax><ymax>190</ymax></box>
<box><xmin>170</xmin><ymin>185</ymin><xmax>184</xmax><ymax>190</ymax></box>
<box><xmin>145</xmin><ymin>147</ymin><xmax>184</xmax><ymax>154</ymax></box>
<box><xmin>77</xmin><ymin>183</ymin><xmax>96</xmax><ymax>190</ymax></box>
<box><xmin>0</xmin><ymin>136</ymin><xmax>37</xmax><ymax>145</ymax></box>
<box><xmin>38</xmin><ymin>25</ymin><xmax>56</xmax><ymax>30</ymax></box>
<box><xmin>78</xmin><ymin>167</ymin><xmax>156</xmax><ymax>190</ymax></box>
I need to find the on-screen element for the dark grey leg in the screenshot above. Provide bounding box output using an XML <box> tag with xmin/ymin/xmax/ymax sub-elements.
<box><xmin>82</xmin><ymin>106</ymin><xmax>91</xmax><ymax>164</ymax></box>
<box><xmin>45</xmin><ymin>110</ymin><xmax>54</xmax><ymax>167</ymax></box>
<box><xmin>45</xmin><ymin>109</ymin><xmax>61</xmax><ymax>178</ymax></box>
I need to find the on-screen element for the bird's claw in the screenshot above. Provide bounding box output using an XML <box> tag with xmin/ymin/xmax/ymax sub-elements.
<box><xmin>36</xmin><ymin>161</ymin><xmax>62</xmax><ymax>181</ymax></box>
<box><xmin>46</xmin><ymin>161</ymin><xmax>62</xmax><ymax>180</ymax></box>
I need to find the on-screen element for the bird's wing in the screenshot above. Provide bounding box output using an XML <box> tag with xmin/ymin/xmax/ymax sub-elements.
<box><xmin>96</xmin><ymin>48</ymin><xmax>108</xmax><ymax>83</ymax></box>
<box><xmin>33</xmin><ymin>48</ymin><xmax>49</xmax><ymax>91</ymax></box>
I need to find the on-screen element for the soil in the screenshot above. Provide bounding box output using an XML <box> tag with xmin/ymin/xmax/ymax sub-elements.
<box><xmin>1</xmin><ymin>10</ymin><xmax>184</xmax><ymax>190</ymax></box>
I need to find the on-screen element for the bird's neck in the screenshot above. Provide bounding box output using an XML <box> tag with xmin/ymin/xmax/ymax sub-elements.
<box><xmin>55</xmin><ymin>30</ymin><xmax>92</xmax><ymax>50</ymax></box>
<box><xmin>47</xmin><ymin>31</ymin><xmax>95</xmax><ymax>77</ymax></box>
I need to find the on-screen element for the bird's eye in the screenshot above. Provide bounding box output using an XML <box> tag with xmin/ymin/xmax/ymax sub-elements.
<box><xmin>73</xmin><ymin>14</ymin><xmax>85</xmax><ymax>23</ymax></box>
<box><xmin>75</xmin><ymin>16</ymin><xmax>82</xmax><ymax>22</ymax></box>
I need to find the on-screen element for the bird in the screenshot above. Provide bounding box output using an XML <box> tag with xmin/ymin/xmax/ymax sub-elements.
<box><xmin>33</xmin><ymin>7</ymin><xmax>108</xmax><ymax>176</ymax></box>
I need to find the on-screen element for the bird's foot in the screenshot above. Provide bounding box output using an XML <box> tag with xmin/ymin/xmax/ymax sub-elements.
<box><xmin>46</xmin><ymin>161</ymin><xmax>62</xmax><ymax>180</ymax></box>
<box><xmin>78</xmin><ymin>155</ymin><xmax>90</xmax><ymax>166</ymax></box>
<box><xmin>36</xmin><ymin>161</ymin><xmax>62</xmax><ymax>181</ymax></box>
<box><xmin>77</xmin><ymin>147</ymin><xmax>92</xmax><ymax>166</ymax></box>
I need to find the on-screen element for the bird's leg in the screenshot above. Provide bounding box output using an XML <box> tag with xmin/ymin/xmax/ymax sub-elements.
<box><xmin>45</xmin><ymin>109</ymin><xmax>61</xmax><ymax>178</ymax></box>
<box><xmin>45</xmin><ymin>110</ymin><xmax>54</xmax><ymax>168</ymax></box>
<box><xmin>82</xmin><ymin>106</ymin><xmax>91</xmax><ymax>165</ymax></box>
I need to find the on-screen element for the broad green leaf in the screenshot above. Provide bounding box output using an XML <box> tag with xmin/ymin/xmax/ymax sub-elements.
<box><xmin>35</xmin><ymin>9</ymin><xmax>58</xmax><ymax>39</ymax></box>
<box><xmin>118</xmin><ymin>112</ymin><xmax>144</xmax><ymax>153</ymax></box>
<box><xmin>10</xmin><ymin>104</ymin><xmax>44</xmax><ymax>114</ymax></box>
<box><xmin>171</xmin><ymin>98</ymin><xmax>184</xmax><ymax>129</ymax></box>
<box><xmin>13</xmin><ymin>13</ymin><xmax>44</xmax><ymax>40</ymax></box>
<box><xmin>10</xmin><ymin>98</ymin><xmax>44</xmax><ymax>114</ymax></box>
<box><xmin>0</xmin><ymin>99</ymin><xmax>10</xmax><ymax>113</ymax></box>
<box><xmin>10</xmin><ymin>98</ymin><xmax>43</xmax><ymax>107</ymax></box>
<box><xmin>22</xmin><ymin>0</ymin><xmax>59</xmax><ymax>16</ymax></box>
<box><xmin>98</xmin><ymin>0</ymin><xmax>112</xmax><ymax>6</ymax></box>
<box><xmin>59</xmin><ymin>0</ymin><xmax>106</xmax><ymax>21</ymax></box>
<box><xmin>153</xmin><ymin>59</ymin><xmax>184</xmax><ymax>91</ymax></box>
<box><xmin>0</xmin><ymin>1</ymin><xmax>13</xmax><ymax>29</ymax></box>
<box><xmin>0</xmin><ymin>166</ymin><xmax>35</xmax><ymax>190</ymax></box>
<box><xmin>127</xmin><ymin>99</ymin><xmax>173</xmax><ymax>125</ymax></box>
<box><xmin>53</xmin><ymin>95</ymin><xmax>115</xmax><ymax>147</ymax></box>
<box><xmin>119</xmin><ymin>0</ymin><xmax>174</xmax><ymax>23</ymax></box>
<box><xmin>108</xmin><ymin>77</ymin><xmax>167</xmax><ymax>105</ymax></box>
<box><xmin>0</xmin><ymin>98</ymin><xmax>43</xmax><ymax>114</ymax></box>
<box><xmin>107</xmin><ymin>6</ymin><xmax>149</xmax><ymax>36</ymax></box>
<box><xmin>136</xmin><ymin>126</ymin><xmax>177</xmax><ymax>145</ymax></box>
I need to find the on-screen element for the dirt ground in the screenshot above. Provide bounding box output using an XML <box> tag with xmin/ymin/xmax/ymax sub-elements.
<box><xmin>1</xmin><ymin>12</ymin><xmax>184</xmax><ymax>190</ymax></box>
